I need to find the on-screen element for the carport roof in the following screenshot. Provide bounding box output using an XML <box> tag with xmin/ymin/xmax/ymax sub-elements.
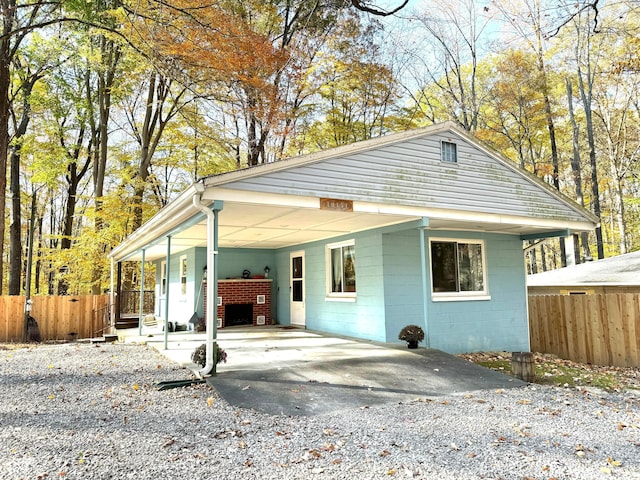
<box><xmin>527</xmin><ymin>250</ymin><xmax>640</xmax><ymax>286</ymax></box>
<box><xmin>109</xmin><ymin>122</ymin><xmax>598</xmax><ymax>263</ymax></box>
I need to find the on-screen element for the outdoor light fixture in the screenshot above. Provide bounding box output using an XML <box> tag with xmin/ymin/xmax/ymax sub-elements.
<box><xmin>264</xmin><ymin>265</ymin><xmax>271</xmax><ymax>278</ymax></box>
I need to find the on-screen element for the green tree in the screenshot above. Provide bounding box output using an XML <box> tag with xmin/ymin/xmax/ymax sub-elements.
<box><xmin>496</xmin><ymin>0</ymin><xmax>568</xmax><ymax>266</ymax></box>
<box><xmin>479</xmin><ymin>50</ymin><xmax>548</xmax><ymax>174</ymax></box>
<box><xmin>0</xmin><ymin>0</ymin><xmax>61</xmax><ymax>294</ymax></box>
<box><xmin>301</xmin><ymin>17</ymin><xmax>400</xmax><ymax>150</ymax></box>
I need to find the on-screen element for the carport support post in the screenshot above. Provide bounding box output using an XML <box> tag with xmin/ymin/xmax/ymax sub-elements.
<box><xmin>207</xmin><ymin>200</ymin><xmax>223</xmax><ymax>374</ymax></box>
<box><xmin>418</xmin><ymin>219</ymin><xmax>430</xmax><ymax>347</ymax></box>
<box><xmin>164</xmin><ymin>236</ymin><xmax>171</xmax><ymax>350</ymax></box>
<box><xmin>109</xmin><ymin>258</ymin><xmax>116</xmax><ymax>331</ymax></box>
<box><xmin>138</xmin><ymin>249</ymin><xmax>145</xmax><ymax>336</ymax></box>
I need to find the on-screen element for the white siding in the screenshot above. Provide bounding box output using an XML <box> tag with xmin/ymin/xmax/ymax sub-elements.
<box><xmin>218</xmin><ymin>132</ymin><xmax>585</xmax><ymax>222</ymax></box>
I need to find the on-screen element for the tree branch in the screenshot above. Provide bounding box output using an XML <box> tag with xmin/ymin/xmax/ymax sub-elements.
<box><xmin>545</xmin><ymin>0</ymin><xmax>600</xmax><ymax>39</ymax></box>
<box><xmin>350</xmin><ymin>0</ymin><xmax>409</xmax><ymax>17</ymax></box>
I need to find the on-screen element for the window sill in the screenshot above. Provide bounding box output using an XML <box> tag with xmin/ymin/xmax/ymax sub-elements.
<box><xmin>431</xmin><ymin>294</ymin><xmax>491</xmax><ymax>302</ymax></box>
<box><xmin>325</xmin><ymin>295</ymin><xmax>357</xmax><ymax>303</ymax></box>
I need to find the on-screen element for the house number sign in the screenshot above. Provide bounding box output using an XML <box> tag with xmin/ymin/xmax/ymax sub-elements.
<box><xmin>320</xmin><ymin>198</ymin><xmax>353</xmax><ymax>212</ymax></box>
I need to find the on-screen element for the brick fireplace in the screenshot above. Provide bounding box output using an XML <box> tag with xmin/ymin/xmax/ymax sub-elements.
<box><xmin>204</xmin><ymin>279</ymin><xmax>272</xmax><ymax>328</ymax></box>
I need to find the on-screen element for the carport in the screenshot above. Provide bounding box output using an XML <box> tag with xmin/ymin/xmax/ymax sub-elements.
<box><xmin>110</xmin><ymin>122</ymin><xmax>598</xmax><ymax>374</ymax></box>
<box><xmin>130</xmin><ymin>326</ymin><xmax>526</xmax><ymax>416</ymax></box>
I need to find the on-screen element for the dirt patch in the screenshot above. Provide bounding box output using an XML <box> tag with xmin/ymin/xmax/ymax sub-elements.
<box><xmin>458</xmin><ymin>351</ymin><xmax>640</xmax><ymax>392</ymax></box>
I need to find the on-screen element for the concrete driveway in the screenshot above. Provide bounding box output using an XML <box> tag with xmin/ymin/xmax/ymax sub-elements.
<box><xmin>198</xmin><ymin>326</ymin><xmax>525</xmax><ymax>416</ymax></box>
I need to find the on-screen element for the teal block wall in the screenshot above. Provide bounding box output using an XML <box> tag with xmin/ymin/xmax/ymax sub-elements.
<box><xmin>154</xmin><ymin>226</ymin><xmax>529</xmax><ymax>354</ymax></box>
<box><xmin>382</xmin><ymin>229</ymin><xmax>424</xmax><ymax>342</ymax></box>
<box><xmin>274</xmin><ymin>249</ymin><xmax>292</xmax><ymax>325</ymax></box>
<box><xmin>275</xmin><ymin>231</ymin><xmax>388</xmax><ymax>342</ymax></box>
<box><xmin>216</xmin><ymin>248</ymin><xmax>275</xmax><ymax>281</ymax></box>
<box><xmin>424</xmin><ymin>231</ymin><xmax>529</xmax><ymax>353</ymax></box>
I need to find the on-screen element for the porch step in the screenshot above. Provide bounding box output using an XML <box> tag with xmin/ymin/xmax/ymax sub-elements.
<box><xmin>86</xmin><ymin>334</ymin><xmax>118</xmax><ymax>343</ymax></box>
<box><xmin>116</xmin><ymin>318</ymin><xmax>139</xmax><ymax>329</ymax></box>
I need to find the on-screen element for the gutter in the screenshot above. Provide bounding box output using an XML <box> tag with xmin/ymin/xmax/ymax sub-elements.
<box><xmin>191</xmin><ymin>183</ymin><xmax>223</xmax><ymax>376</ymax></box>
<box><xmin>109</xmin><ymin>184</ymin><xmax>201</xmax><ymax>262</ymax></box>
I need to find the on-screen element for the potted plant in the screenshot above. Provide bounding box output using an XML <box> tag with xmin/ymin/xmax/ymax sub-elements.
<box><xmin>191</xmin><ymin>343</ymin><xmax>228</xmax><ymax>367</ymax></box>
<box><xmin>398</xmin><ymin>325</ymin><xmax>425</xmax><ymax>349</ymax></box>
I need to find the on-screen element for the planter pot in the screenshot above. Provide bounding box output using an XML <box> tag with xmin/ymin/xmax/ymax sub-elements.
<box><xmin>407</xmin><ymin>341</ymin><xmax>418</xmax><ymax>349</ymax></box>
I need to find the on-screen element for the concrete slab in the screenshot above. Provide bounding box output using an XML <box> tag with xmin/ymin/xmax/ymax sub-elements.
<box><xmin>122</xmin><ymin>326</ymin><xmax>525</xmax><ymax>416</ymax></box>
<box><xmin>208</xmin><ymin>327</ymin><xmax>525</xmax><ymax>416</ymax></box>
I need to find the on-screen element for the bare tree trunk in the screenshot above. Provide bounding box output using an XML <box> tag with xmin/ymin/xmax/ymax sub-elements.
<box><xmin>575</xmin><ymin>24</ymin><xmax>604</xmax><ymax>259</ymax></box>
<box><xmin>578</xmin><ymin>70</ymin><xmax>604</xmax><ymax>259</ymax></box>
<box><xmin>529</xmin><ymin>247</ymin><xmax>538</xmax><ymax>274</ymax></box>
<box><xmin>8</xmin><ymin>74</ymin><xmax>38</xmax><ymax>294</ymax></box>
<box><xmin>90</xmin><ymin>37</ymin><xmax>121</xmax><ymax>294</ymax></box>
<box><xmin>612</xmin><ymin>177</ymin><xmax>626</xmax><ymax>254</ymax></box>
<box><xmin>0</xmin><ymin>0</ymin><xmax>11</xmax><ymax>295</ymax></box>
<box><xmin>130</xmin><ymin>74</ymin><xmax>184</xmax><ymax>230</ymax></box>
<box><xmin>600</xmin><ymin>110</ymin><xmax>629</xmax><ymax>255</ymax></box>
<box><xmin>565</xmin><ymin>77</ymin><xmax>592</xmax><ymax>261</ymax></box>
<box><xmin>8</xmin><ymin>146</ymin><xmax>22</xmax><ymax>295</ymax></box>
<box><xmin>35</xmin><ymin>213</ymin><xmax>43</xmax><ymax>294</ymax></box>
<box><xmin>534</xmin><ymin>24</ymin><xmax>567</xmax><ymax>267</ymax></box>
<box><xmin>247</xmin><ymin>108</ymin><xmax>261</xmax><ymax>166</ymax></box>
<box><xmin>61</xmin><ymin>117</ymin><xmax>90</xmax><ymax>251</ymax></box>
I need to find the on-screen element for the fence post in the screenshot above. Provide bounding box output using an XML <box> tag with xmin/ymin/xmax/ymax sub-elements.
<box><xmin>511</xmin><ymin>351</ymin><xmax>535</xmax><ymax>382</ymax></box>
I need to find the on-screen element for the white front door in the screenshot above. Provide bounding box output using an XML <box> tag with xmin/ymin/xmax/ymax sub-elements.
<box><xmin>290</xmin><ymin>251</ymin><xmax>305</xmax><ymax>326</ymax></box>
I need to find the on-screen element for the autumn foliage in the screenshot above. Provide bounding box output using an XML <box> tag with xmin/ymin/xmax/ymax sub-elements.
<box><xmin>125</xmin><ymin>0</ymin><xmax>287</xmax><ymax>95</ymax></box>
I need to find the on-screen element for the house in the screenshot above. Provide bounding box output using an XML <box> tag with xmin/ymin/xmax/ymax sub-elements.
<box><xmin>108</xmin><ymin>122</ymin><xmax>598</xmax><ymax>360</ymax></box>
<box><xmin>527</xmin><ymin>250</ymin><xmax>640</xmax><ymax>295</ymax></box>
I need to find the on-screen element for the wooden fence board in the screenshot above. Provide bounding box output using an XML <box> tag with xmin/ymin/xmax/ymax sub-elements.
<box><xmin>0</xmin><ymin>295</ymin><xmax>110</xmax><ymax>342</ymax></box>
<box><xmin>0</xmin><ymin>296</ymin><xmax>23</xmax><ymax>342</ymax></box>
<box><xmin>591</xmin><ymin>295</ymin><xmax>606</xmax><ymax>365</ymax></box>
<box><xmin>566</xmin><ymin>296</ymin><xmax>580</xmax><ymax>363</ymax></box>
<box><xmin>582</xmin><ymin>295</ymin><xmax>596</xmax><ymax>365</ymax></box>
<box><xmin>606</xmin><ymin>294</ymin><xmax>618</xmax><ymax>365</ymax></box>
<box><xmin>631</xmin><ymin>295</ymin><xmax>640</xmax><ymax>367</ymax></box>
<box><xmin>529</xmin><ymin>293</ymin><xmax>640</xmax><ymax>368</ymax></box>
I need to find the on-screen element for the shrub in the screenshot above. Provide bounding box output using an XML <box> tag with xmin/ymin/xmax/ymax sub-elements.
<box><xmin>398</xmin><ymin>324</ymin><xmax>425</xmax><ymax>343</ymax></box>
<box><xmin>191</xmin><ymin>343</ymin><xmax>227</xmax><ymax>367</ymax></box>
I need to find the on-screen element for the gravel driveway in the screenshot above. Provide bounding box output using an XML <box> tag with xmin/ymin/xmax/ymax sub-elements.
<box><xmin>1</xmin><ymin>342</ymin><xmax>639</xmax><ymax>479</ymax></box>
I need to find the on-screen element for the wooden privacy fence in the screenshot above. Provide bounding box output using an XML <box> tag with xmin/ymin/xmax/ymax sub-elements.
<box><xmin>528</xmin><ymin>293</ymin><xmax>640</xmax><ymax>368</ymax></box>
<box><xmin>0</xmin><ymin>295</ymin><xmax>111</xmax><ymax>342</ymax></box>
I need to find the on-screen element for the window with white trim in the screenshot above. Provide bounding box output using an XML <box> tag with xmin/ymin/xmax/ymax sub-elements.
<box><xmin>441</xmin><ymin>141</ymin><xmax>457</xmax><ymax>163</ymax></box>
<box><xmin>180</xmin><ymin>255</ymin><xmax>187</xmax><ymax>296</ymax></box>
<box><xmin>326</xmin><ymin>240</ymin><xmax>356</xmax><ymax>297</ymax></box>
<box><xmin>160</xmin><ymin>260</ymin><xmax>167</xmax><ymax>296</ymax></box>
<box><xmin>430</xmin><ymin>239</ymin><xmax>487</xmax><ymax>299</ymax></box>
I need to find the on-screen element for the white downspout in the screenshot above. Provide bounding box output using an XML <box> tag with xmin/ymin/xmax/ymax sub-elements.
<box><xmin>418</xmin><ymin>218</ymin><xmax>430</xmax><ymax>348</ymax></box>
<box><xmin>109</xmin><ymin>258</ymin><xmax>115</xmax><ymax>335</ymax></box>
<box><xmin>192</xmin><ymin>184</ymin><xmax>222</xmax><ymax>376</ymax></box>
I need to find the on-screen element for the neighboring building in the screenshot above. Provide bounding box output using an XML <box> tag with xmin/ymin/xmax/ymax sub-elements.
<box><xmin>108</xmin><ymin>122</ymin><xmax>597</xmax><ymax>354</ymax></box>
<box><xmin>528</xmin><ymin>250</ymin><xmax>640</xmax><ymax>295</ymax></box>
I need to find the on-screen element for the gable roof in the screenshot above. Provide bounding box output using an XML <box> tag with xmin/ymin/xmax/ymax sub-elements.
<box><xmin>203</xmin><ymin>122</ymin><xmax>596</xmax><ymax>225</ymax></box>
<box><xmin>527</xmin><ymin>251</ymin><xmax>640</xmax><ymax>286</ymax></box>
<box><xmin>110</xmin><ymin>122</ymin><xmax>598</xmax><ymax>262</ymax></box>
